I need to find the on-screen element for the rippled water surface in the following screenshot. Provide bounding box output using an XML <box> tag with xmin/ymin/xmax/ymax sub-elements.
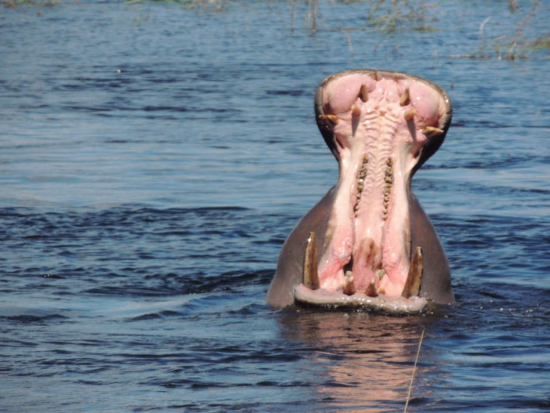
<box><xmin>1</xmin><ymin>1</ymin><xmax>550</xmax><ymax>411</ymax></box>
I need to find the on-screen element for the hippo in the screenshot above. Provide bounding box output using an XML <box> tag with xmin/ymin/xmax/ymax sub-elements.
<box><xmin>266</xmin><ymin>69</ymin><xmax>455</xmax><ymax>313</ymax></box>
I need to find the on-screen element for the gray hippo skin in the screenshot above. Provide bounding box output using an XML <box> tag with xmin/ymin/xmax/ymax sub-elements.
<box><xmin>266</xmin><ymin>69</ymin><xmax>455</xmax><ymax>312</ymax></box>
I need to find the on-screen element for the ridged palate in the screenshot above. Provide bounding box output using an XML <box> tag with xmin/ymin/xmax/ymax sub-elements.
<box><xmin>309</xmin><ymin>71</ymin><xmax>449</xmax><ymax>298</ymax></box>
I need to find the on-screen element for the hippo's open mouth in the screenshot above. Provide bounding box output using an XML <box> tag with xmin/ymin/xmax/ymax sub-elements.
<box><xmin>293</xmin><ymin>70</ymin><xmax>452</xmax><ymax>313</ymax></box>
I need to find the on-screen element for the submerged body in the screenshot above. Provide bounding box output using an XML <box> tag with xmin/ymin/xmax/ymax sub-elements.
<box><xmin>267</xmin><ymin>69</ymin><xmax>455</xmax><ymax>312</ymax></box>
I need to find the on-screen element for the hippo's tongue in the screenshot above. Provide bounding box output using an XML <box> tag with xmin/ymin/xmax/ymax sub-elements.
<box><xmin>295</xmin><ymin>70</ymin><xmax>451</xmax><ymax>311</ymax></box>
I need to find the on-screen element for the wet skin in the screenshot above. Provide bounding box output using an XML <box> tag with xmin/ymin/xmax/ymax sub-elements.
<box><xmin>266</xmin><ymin>69</ymin><xmax>455</xmax><ymax>312</ymax></box>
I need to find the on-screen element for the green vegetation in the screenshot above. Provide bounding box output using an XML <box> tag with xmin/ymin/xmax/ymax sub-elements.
<box><xmin>365</xmin><ymin>0</ymin><xmax>439</xmax><ymax>34</ymax></box>
<box><xmin>4</xmin><ymin>0</ymin><xmax>549</xmax><ymax>60</ymax></box>
<box><xmin>123</xmin><ymin>0</ymin><xmax>229</xmax><ymax>10</ymax></box>
<box><xmin>4</xmin><ymin>0</ymin><xmax>59</xmax><ymax>6</ymax></box>
<box><xmin>457</xmin><ymin>1</ymin><xmax>550</xmax><ymax>60</ymax></box>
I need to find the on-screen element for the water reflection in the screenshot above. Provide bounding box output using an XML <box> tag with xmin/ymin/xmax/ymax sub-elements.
<box><xmin>277</xmin><ymin>309</ymin><xmax>433</xmax><ymax>411</ymax></box>
<box><xmin>1</xmin><ymin>0</ymin><xmax>549</xmax><ymax>410</ymax></box>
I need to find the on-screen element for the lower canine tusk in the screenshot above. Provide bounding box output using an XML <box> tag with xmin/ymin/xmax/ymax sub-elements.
<box><xmin>359</xmin><ymin>83</ymin><xmax>368</xmax><ymax>102</ymax></box>
<box><xmin>402</xmin><ymin>247</ymin><xmax>423</xmax><ymax>298</ymax></box>
<box><xmin>303</xmin><ymin>232</ymin><xmax>320</xmax><ymax>290</ymax></box>
<box><xmin>400</xmin><ymin>88</ymin><xmax>410</xmax><ymax>106</ymax></box>
<box><xmin>404</xmin><ymin>108</ymin><xmax>417</xmax><ymax>121</ymax></box>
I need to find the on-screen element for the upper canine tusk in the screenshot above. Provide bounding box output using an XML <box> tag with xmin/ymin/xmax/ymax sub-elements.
<box><xmin>319</xmin><ymin>114</ymin><xmax>339</xmax><ymax>126</ymax></box>
<box><xmin>303</xmin><ymin>232</ymin><xmax>320</xmax><ymax>290</ymax></box>
<box><xmin>422</xmin><ymin>126</ymin><xmax>444</xmax><ymax>136</ymax></box>
<box><xmin>402</xmin><ymin>247</ymin><xmax>423</xmax><ymax>298</ymax></box>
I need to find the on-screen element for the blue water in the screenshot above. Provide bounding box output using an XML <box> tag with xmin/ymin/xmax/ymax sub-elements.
<box><xmin>1</xmin><ymin>1</ymin><xmax>549</xmax><ymax>411</ymax></box>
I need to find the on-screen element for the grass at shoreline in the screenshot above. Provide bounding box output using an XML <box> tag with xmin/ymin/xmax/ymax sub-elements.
<box><xmin>451</xmin><ymin>1</ymin><xmax>549</xmax><ymax>60</ymax></box>
<box><xmin>4</xmin><ymin>0</ymin><xmax>549</xmax><ymax>60</ymax></box>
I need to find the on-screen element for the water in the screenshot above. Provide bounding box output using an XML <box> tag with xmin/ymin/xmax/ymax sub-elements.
<box><xmin>1</xmin><ymin>1</ymin><xmax>549</xmax><ymax>411</ymax></box>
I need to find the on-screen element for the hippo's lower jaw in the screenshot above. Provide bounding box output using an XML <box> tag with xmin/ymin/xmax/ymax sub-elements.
<box><xmin>294</xmin><ymin>284</ymin><xmax>428</xmax><ymax>314</ymax></box>
<box><xmin>294</xmin><ymin>230</ymin><xmax>428</xmax><ymax>314</ymax></box>
<box><xmin>289</xmin><ymin>70</ymin><xmax>452</xmax><ymax>313</ymax></box>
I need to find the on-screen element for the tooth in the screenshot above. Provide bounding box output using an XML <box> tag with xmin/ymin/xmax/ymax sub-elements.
<box><xmin>303</xmin><ymin>232</ymin><xmax>320</xmax><ymax>290</ymax></box>
<box><xmin>351</xmin><ymin>104</ymin><xmax>361</xmax><ymax>117</ymax></box>
<box><xmin>404</xmin><ymin>108</ymin><xmax>417</xmax><ymax>121</ymax></box>
<box><xmin>422</xmin><ymin>126</ymin><xmax>444</xmax><ymax>136</ymax></box>
<box><xmin>319</xmin><ymin>114</ymin><xmax>339</xmax><ymax>126</ymax></box>
<box><xmin>365</xmin><ymin>279</ymin><xmax>378</xmax><ymax>297</ymax></box>
<box><xmin>376</xmin><ymin>268</ymin><xmax>386</xmax><ymax>280</ymax></box>
<box><xmin>343</xmin><ymin>271</ymin><xmax>355</xmax><ymax>295</ymax></box>
<box><xmin>359</xmin><ymin>84</ymin><xmax>368</xmax><ymax>102</ymax></box>
<box><xmin>402</xmin><ymin>247</ymin><xmax>423</xmax><ymax>298</ymax></box>
<box><xmin>400</xmin><ymin>88</ymin><xmax>410</xmax><ymax>106</ymax></box>
<box><xmin>378</xmin><ymin>286</ymin><xmax>386</xmax><ymax>295</ymax></box>
<box><xmin>386</xmin><ymin>157</ymin><xmax>393</xmax><ymax>166</ymax></box>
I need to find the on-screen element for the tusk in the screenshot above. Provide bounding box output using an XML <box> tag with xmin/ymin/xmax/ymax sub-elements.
<box><xmin>319</xmin><ymin>114</ymin><xmax>339</xmax><ymax>126</ymax></box>
<box><xmin>365</xmin><ymin>278</ymin><xmax>378</xmax><ymax>297</ymax></box>
<box><xmin>402</xmin><ymin>247</ymin><xmax>423</xmax><ymax>298</ymax></box>
<box><xmin>400</xmin><ymin>88</ymin><xmax>410</xmax><ymax>106</ymax></box>
<box><xmin>342</xmin><ymin>271</ymin><xmax>355</xmax><ymax>295</ymax></box>
<box><xmin>422</xmin><ymin>126</ymin><xmax>444</xmax><ymax>136</ymax></box>
<box><xmin>404</xmin><ymin>108</ymin><xmax>417</xmax><ymax>121</ymax></box>
<box><xmin>303</xmin><ymin>232</ymin><xmax>320</xmax><ymax>290</ymax></box>
<box><xmin>359</xmin><ymin>83</ymin><xmax>369</xmax><ymax>102</ymax></box>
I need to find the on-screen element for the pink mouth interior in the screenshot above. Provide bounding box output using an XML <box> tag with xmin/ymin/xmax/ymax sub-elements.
<box><xmin>315</xmin><ymin>73</ymin><xmax>449</xmax><ymax>298</ymax></box>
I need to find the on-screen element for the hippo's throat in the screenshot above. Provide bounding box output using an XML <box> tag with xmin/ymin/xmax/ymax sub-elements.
<box><xmin>313</xmin><ymin>71</ymin><xmax>450</xmax><ymax>301</ymax></box>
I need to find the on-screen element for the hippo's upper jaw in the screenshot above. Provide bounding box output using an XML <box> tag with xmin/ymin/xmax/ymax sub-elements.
<box><xmin>267</xmin><ymin>70</ymin><xmax>454</xmax><ymax>314</ymax></box>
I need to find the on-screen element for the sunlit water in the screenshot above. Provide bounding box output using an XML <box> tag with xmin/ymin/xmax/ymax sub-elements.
<box><xmin>1</xmin><ymin>1</ymin><xmax>549</xmax><ymax>411</ymax></box>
